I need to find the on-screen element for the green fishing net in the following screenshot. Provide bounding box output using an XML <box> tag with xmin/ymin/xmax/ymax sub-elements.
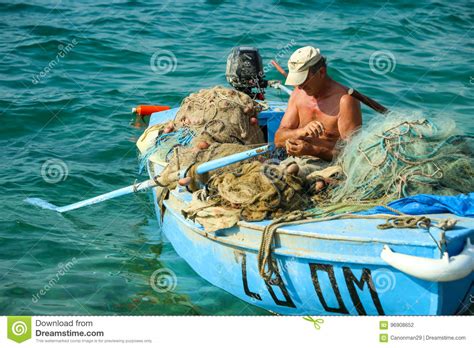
<box><xmin>329</xmin><ymin>114</ymin><xmax>474</xmax><ymax>204</ymax></box>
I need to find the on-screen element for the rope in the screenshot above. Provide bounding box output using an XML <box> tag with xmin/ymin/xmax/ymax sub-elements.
<box><xmin>257</xmin><ymin>205</ymin><xmax>458</xmax><ymax>282</ymax></box>
<box><xmin>377</xmin><ymin>216</ymin><xmax>431</xmax><ymax>229</ymax></box>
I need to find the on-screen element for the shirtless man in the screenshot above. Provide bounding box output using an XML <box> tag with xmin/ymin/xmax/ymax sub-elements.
<box><xmin>275</xmin><ymin>46</ymin><xmax>362</xmax><ymax>162</ymax></box>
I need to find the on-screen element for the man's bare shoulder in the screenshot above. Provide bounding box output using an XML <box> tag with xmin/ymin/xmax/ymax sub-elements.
<box><xmin>290</xmin><ymin>87</ymin><xmax>305</xmax><ymax>102</ymax></box>
<box><xmin>290</xmin><ymin>87</ymin><xmax>315</xmax><ymax>112</ymax></box>
<box><xmin>339</xmin><ymin>93</ymin><xmax>360</xmax><ymax>108</ymax></box>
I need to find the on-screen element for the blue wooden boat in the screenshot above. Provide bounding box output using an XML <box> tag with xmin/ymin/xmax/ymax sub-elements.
<box><xmin>145</xmin><ymin>101</ymin><xmax>474</xmax><ymax>315</ymax></box>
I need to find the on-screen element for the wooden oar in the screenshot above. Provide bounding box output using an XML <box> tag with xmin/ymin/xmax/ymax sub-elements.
<box><xmin>347</xmin><ymin>88</ymin><xmax>389</xmax><ymax>114</ymax></box>
<box><xmin>25</xmin><ymin>145</ymin><xmax>274</xmax><ymax>213</ymax></box>
<box><xmin>270</xmin><ymin>60</ymin><xmax>389</xmax><ymax>114</ymax></box>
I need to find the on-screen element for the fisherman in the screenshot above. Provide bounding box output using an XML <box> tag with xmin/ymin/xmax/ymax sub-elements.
<box><xmin>274</xmin><ymin>46</ymin><xmax>362</xmax><ymax>182</ymax></box>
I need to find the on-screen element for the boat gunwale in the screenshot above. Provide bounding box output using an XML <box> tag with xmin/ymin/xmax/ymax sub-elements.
<box><xmin>164</xmin><ymin>187</ymin><xmax>440</xmax><ymax>247</ymax></box>
<box><xmin>162</xmin><ymin>192</ymin><xmax>440</xmax><ymax>265</ymax></box>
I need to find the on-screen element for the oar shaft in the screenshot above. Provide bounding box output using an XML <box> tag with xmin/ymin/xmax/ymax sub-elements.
<box><xmin>56</xmin><ymin>179</ymin><xmax>157</xmax><ymax>213</ymax></box>
<box><xmin>31</xmin><ymin>145</ymin><xmax>273</xmax><ymax>213</ymax></box>
<box><xmin>195</xmin><ymin>144</ymin><xmax>273</xmax><ymax>175</ymax></box>
<box><xmin>347</xmin><ymin>88</ymin><xmax>389</xmax><ymax>114</ymax></box>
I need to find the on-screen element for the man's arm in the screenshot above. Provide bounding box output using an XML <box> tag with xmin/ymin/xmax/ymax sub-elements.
<box><xmin>285</xmin><ymin>138</ymin><xmax>335</xmax><ymax>160</ymax></box>
<box><xmin>337</xmin><ymin>94</ymin><xmax>362</xmax><ymax>140</ymax></box>
<box><xmin>274</xmin><ymin>91</ymin><xmax>324</xmax><ymax>147</ymax></box>
<box><xmin>274</xmin><ymin>91</ymin><xmax>300</xmax><ymax>147</ymax></box>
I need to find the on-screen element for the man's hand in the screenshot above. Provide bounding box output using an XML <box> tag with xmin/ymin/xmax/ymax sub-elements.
<box><xmin>285</xmin><ymin>139</ymin><xmax>315</xmax><ymax>157</ymax></box>
<box><xmin>300</xmin><ymin>120</ymin><xmax>325</xmax><ymax>138</ymax></box>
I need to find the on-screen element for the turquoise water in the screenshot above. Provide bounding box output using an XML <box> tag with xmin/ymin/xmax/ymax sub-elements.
<box><xmin>0</xmin><ymin>0</ymin><xmax>472</xmax><ymax>315</ymax></box>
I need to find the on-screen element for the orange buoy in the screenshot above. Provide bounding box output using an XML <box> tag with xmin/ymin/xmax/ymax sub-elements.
<box><xmin>132</xmin><ymin>105</ymin><xmax>171</xmax><ymax>116</ymax></box>
<box><xmin>196</xmin><ymin>141</ymin><xmax>209</xmax><ymax>150</ymax></box>
<box><xmin>178</xmin><ymin>177</ymin><xmax>192</xmax><ymax>186</ymax></box>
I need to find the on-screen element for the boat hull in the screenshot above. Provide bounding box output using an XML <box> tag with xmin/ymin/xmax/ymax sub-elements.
<box><xmin>154</xmin><ymin>189</ymin><xmax>473</xmax><ymax>315</ymax></box>
<box><xmin>146</xmin><ymin>103</ymin><xmax>473</xmax><ymax>315</ymax></box>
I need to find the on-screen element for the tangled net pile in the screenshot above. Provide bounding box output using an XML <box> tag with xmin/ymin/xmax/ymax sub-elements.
<box><xmin>205</xmin><ymin>161</ymin><xmax>309</xmax><ymax>221</ymax></box>
<box><xmin>174</xmin><ymin>86</ymin><xmax>263</xmax><ymax>145</ymax></box>
<box><xmin>329</xmin><ymin>114</ymin><xmax>474</xmax><ymax>204</ymax></box>
<box><xmin>137</xmin><ymin>86</ymin><xmax>266</xmax><ymax>188</ymax></box>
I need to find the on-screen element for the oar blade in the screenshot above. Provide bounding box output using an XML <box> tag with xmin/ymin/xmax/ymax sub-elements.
<box><xmin>24</xmin><ymin>197</ymin><xmax>59</xmax><ymax>211</ymax></box>
<box><xmin>23</xmin><ymin>178</ymin><xmax>156</xmax><ymax>214</ymax></box>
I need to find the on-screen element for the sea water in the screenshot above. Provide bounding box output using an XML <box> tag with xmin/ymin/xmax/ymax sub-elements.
<box><xmin>0</xmin><ymin>0</ymin><xmax>472</xmax><ymax>315</ymax></box>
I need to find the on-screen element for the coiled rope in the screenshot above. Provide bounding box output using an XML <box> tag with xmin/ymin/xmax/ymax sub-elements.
<box><xmin>257</xmin><ymin>203</ymin><xmax>458</xmax><ymax>282</ymax></box>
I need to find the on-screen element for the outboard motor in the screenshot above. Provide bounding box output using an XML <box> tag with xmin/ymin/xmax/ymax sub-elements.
<box><xmin>226</xmin><ymin>46</ymin><xmax>267</xmax><ymax>99</ymax></box>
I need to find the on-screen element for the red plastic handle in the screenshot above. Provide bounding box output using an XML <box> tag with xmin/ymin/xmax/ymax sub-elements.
<box><xmin>133</xmin><ymin>105</ymin><xmax>170</xmax><ymax>116</ymax></box>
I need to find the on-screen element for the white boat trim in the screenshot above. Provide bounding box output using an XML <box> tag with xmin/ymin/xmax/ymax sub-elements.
<box><xmin>381</xmin><ymin>239</ymin><xmax>474</xmax><ymax>282</ymax></box>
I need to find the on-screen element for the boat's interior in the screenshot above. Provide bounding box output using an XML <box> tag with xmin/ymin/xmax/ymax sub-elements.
<box><xmin>146</xmin><ymin>103</ymin><xmax>473</xmax><ymax>259</ymax></box>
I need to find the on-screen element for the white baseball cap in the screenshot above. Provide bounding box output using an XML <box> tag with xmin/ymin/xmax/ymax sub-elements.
<box><xmin>285</xmin><ymin>46</ymin><xmax>323</xmax><ymax>86</ymax></box>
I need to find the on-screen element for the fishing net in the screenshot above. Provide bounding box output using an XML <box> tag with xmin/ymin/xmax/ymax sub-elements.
<box><xmin>174</xmin><ymin>86</ymin><xmax>263</xmax><ymax>145</ymax></box>
<box><xmin>137</xmin><ymin>86</ymin><xmax>265</xmax><ymax>188</ymax></box>
<box><xmin>181</xmin><ymin>160</ymin><xmax>311</xmax><ymax>231</ymax></box>
<box><xmin>329</xmin><ymin>113</ymin><xmax>474</xmax><ymax>204</ymax></box>
<box><xmin>255</xmin><ymin>114</ymin><xmax>474</xmax><ymax>282</ymax></box>
<box><xmin>182</xmin><ymin>113</ymin><xmax>474</xmax><ymax>232</ymax></box>
<box><xmin>158</xmin><ymin>143</ymin><xmax>255</xmax><ymax>189</ymax></box>
<box><xmin>205</xmin><ymin>161</ymin><xmax>309</xmax><ymax>220</ymax></box>
<box><xmin>137</xmin><ymin>124</ymin><xmax>195</xmax><ymax>168</ymax></box>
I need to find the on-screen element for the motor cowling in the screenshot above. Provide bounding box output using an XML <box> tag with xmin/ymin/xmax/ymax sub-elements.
<box><xmin>226</xmin><ymin>46</ymin><xmax>267</xmax><ymax>98</ymax></box>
